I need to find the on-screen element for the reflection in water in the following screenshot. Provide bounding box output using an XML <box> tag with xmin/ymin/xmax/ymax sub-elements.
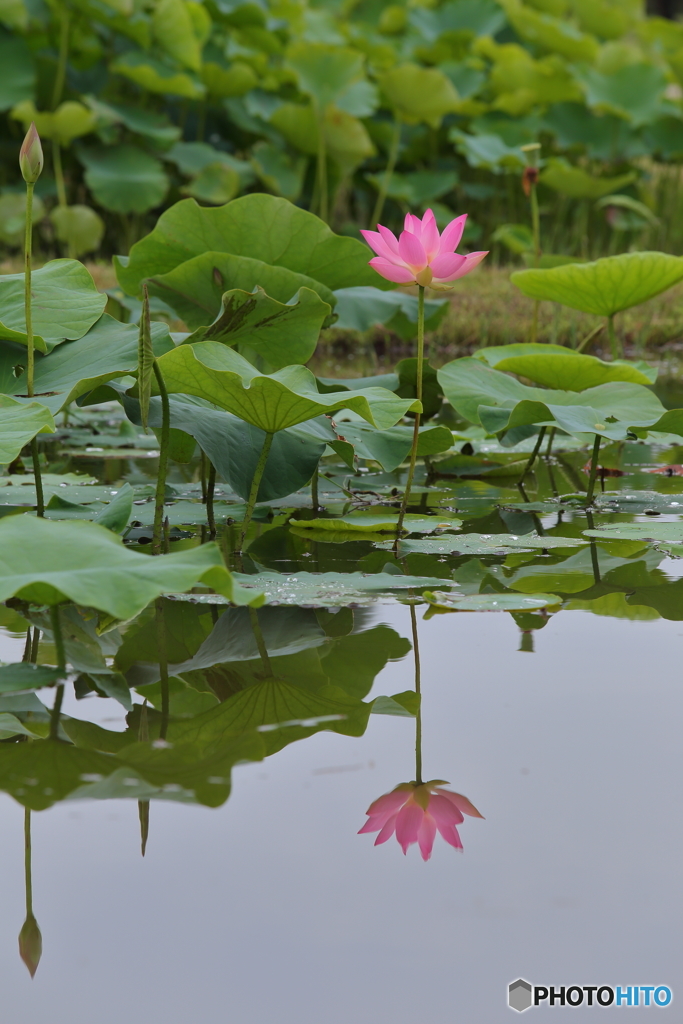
<box><xmin>358</xmin><ymin>603</ymin><xmax>483</xmax><ymax>859</ymax></box>
<box><xmin>18</xmin><ymin>808</ymin><xmax>41</xmax><ymax>978</ymax></box>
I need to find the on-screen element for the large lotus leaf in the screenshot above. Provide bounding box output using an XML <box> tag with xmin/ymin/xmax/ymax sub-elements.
<box><xmin>85</xmin><ymin>97</ymin><xmax>181</xmax><ymax>146</ymax></box>
<box><xmin>111</xmin><ymin>51</ymin><xmax>205</xmax><ymax>99</ymax></box>
<box><xmin>0</xmin><ymin>517</ymin><xmax>260</xmax><ymax>616</ymax></box>
<box><xmin>78</xmin><ymin>145</ymin><xmax>170</xmax><ymax>215</ymax></box>
<box><xmin>510</xmin><ymin>252</ymin><xmax>683</xmax><ymax>316</ymax></box>
<box><xmin>285</xmin><ymin>42</ymin><xmax>364</xmax><ymax>109</ymax></box>
<box><xmin>152</xmin><ymin>343</ymin><xmax>420</xmax><ymax>431</ymax></box>
<box><xmin>147</xmin><ymin>252</ymin><xmax>336</xmax><ymax>328</ymax></box>
<box><xmin>439</xmin><ymin>357</ymin><xmax>667</xmax><ymax>440</ymax></box>
<box><xmin>0</xmin><ymin>193</ymin><xmax>45</xmax><ymax>247</ymax></box>
<box><xmin>11</xmin><ymin>99</ymin><xmax>96</xmax><ymax>146</ymax></box>
<box><xmin>502</xmin><ymin>1</ymin><xmax>598</xmax><ymax>62</ymax></box>
<box><xmin>0</xmin><ymin>30</ymin><xmax>33</xmax><ymax>110</ymax></box>
<box><xmin>450</xmin><ymin>129</ymin><xmax>526</xmax><ymax>170</ymax></box>
<box><xmin>182</xmin><ymin>286</ymin><xmax>330</xmax><ymax>368</ymax></box>
<box><xmin>378</xmin><ymin>64</ymin><xmax>459</xmax><ymax>127</ymax></box>
<box><xmin>382</xmin><ymin>533</ymin><xmax>586</xmax><ymax>556</ymax></box>
<box><xmin>329</xmin><ymin>421</ymin><xmax>453</xmax><ymax>472</ymax></box>
<box><xmin>115</xmin><ymin>195</ymin><xmax>387</xmax><ymax>298</ymax></box>
<box><xmin>50</xmin><ymin>205</ymin><xmax>105</xmax><ymax>259</ymax></box>
<box><xmin>153</xmin><ymin>0</ymin><xmax>202</xmax><ymax>71</ymax></box>
<box><xmin>476</xmin><ymin>344</ymin><xmax>656</xmax><ymax>390</ymax></box>
<box><xmin>124</xmin><ymin>394</ymin><xmax>325</xmax><ymax>502</ymax></box>
<box><xmin>0</xmin><ymin>260</ymin><xmax>106</xmax><ymax>353</ymax></box>
<box><xmin>0</xmin><ymin>663</ymin><xmax>64</xmax><ymax>694</ymax></box>
<box><xmin>250</xmin><ymin>140</ymin><xmax>306</xmax><ymax>202</ymax></box>
<box><xmin>539</xmin><ymin>158</ymin><xmax>635</xmax><ymax>199</ymax></box>
<box><xmin>6</xmin><ymin>315</ymin><xmax>173</xmax><ymax>415</ymax></box>
<box><xmin>0</xmin><ymin>397</ymin><xmax>54</xmax><ymax>463</ymax></box>
<box><xmin>228</xmin><ymin>570</ymin><xmax>454</xmax><ymax>607</ymax></box>
<box><xmin>290</xmin><ymin>514</ymin><xmax>458</xmax><ymax>534</ymax></box>
<box><xmin>575</xmin><ymin>63</ymin><xmax>670</xmax><ymax>127</ymax></box>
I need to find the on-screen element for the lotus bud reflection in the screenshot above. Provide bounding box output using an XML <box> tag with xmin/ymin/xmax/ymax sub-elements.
<box><xmin>19</xmin><ymin>123</ymin><xmax>44</xmax><ymax>184</ymax></box>
<box><xmin>18</xmin><ymin>913</ymin><xmax>42</xmax><ymax>978</ymax></box>
<box><xmin>359</xmin><ymin>780</ymin><xmax>483</xmax><ymax>860</ymax></box>
<box><xmin>361</xmin><ymin>209</ymin><xmax>488</xmax><ymax>289</ymax></box>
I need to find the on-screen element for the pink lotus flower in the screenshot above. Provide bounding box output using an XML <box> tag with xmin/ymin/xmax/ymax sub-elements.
<box><xmin>358</xmin><ymin>780</ymin><xmax>483</xmax><ymax>860</ymax></box>
<box><xmin>361</xmin><ymin>210</ymin><xmax>488</xmax><ymax>289</ymax></box>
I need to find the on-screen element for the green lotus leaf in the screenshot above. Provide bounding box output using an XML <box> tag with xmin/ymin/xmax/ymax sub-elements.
<box><xmin>0</xmin><ymin>192</ymin><xmax>45</xmax><ymax>246</ymax></box>
<box><xmin>539</xmin><ymin>157</ymin><xmax>635</xmax><ymax>199</ymax></box>
<box><xmin>151</xmin><ymin>343</ymin><xmax>421</xmax><ymax>432</ymax></box>
<box><xmin>0</xmin><ymin>260</ymin><xmax>106</xmax><ymax>353</ymax></box>
<box><xmin>111</xmin><ymin>51</ymin><xmax>205</xmax><ymax>99</ymax></box>
<box><xmin>475</xmin><ymin>344</ymin><xmax>656</xmax><ymax>390</ymax></box>
<box><xmin>146</xmin><ymin>251</ymin><xmax>335</xmax><ymax>329</ymax></box>
<box><xmin>0</xmin><ymin>31</ymin><xmax>33</xmax><ymax>111</ymax></box>
<box><xmin>0</xmin><ymin>397</ymin><xmax>54</xmax><ymax>463</ymax></box>
<box><xmin>181</xmin><ymin>163</ymin><xmax>240</xmax><ymax>205</ymax></box>
<box><xmin>510</xmin><ymin>252</ymin><xmax>683</xmax><ymax>316</ymax></box>
<box><xmin>84</xmin><ymin>97</ymin><xmax>181</xmax><ymax>146</ymax></box>
<box><xmin>439</xmin><ymin>357</ymin><xmax>666</xmax><ymax>440</ymax></box>
<box><xmin>329</xmin><ymin>421</ymin><xmax>453</xmax><ymax>472</ymax></box>
<box><xmin>378</xmin><ymin>63</ymin><xmax>459</xmax><ymax>127</ymax></box>
<box><xmin>0</xmin><ymin>742</ymin><xmax>119</xmax><ymax>810</ymax></box>
<box><xmin>153</xmin><ymin>0</ymin><xmax>203</xmax><ymax>72</ymax></box>
<box><xmin>124</xmin><ymin>393</ymin><xmax>325</xmax><ymax>502</ymax></box>
<box><xmin>250</xmin><ymin>141</ymin><xmax>306</xmax><ymax>202</ymax></box>
<box><xmin>78</xmin><ymin>145</ymin><xmax>170</xmax><ymax>215</ymax></box>
<box><xmin>575</xmin><ymin>63</ymin><xmax>670</xmax><ymax>127</ymax></box>
<box><xmin>0</xmin><ymin>517</ymin><xmax>261</xmax><ymax>617</ymax></box>
<box><xmin>289</xmin><ymin>514</ymin><xmax>459</xmax><ymax>534</ymax></box>
<box><xmin>583</xmin><ymin>522</ymin><xmax>683</xmax><ymax>556</ymax></box>
<box><xmin>0</xmin><ymin>663</ymin><xmax>65</xmax><ymax>694</ymax></box>
<box><xmin>49</xmin><ymin>205</ymin><xmax>105</xmax><ymax>259</ymax></box>
<box><xmin>382</xmin><ymin>533</ymin><xmax>587</xmax><ymax>556</ymax></box>
<box><xmin>115</xmin><ymin>194</ymin><xmax>387</xmax><ymax>299</ymax></box>
<box><xmin>228</xmin><ymin>570</ymin><xmax>456</xmax><ymax>606</ymax></box>
<box><xmin>6</xmin><ymin>314</ymin><xmax>173</xmax><ymax>415</ymax></box>
<box><xmin>285</xmin><ymin>42</ymin><xmax>364</xmax><ymax>109</ymax></box>
<box><xmin>422</xmin><ymin>591</ymin><xmax>561</xmax><ymax>613</ymax></box>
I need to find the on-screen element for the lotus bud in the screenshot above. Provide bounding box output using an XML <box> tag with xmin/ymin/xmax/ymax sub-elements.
<box><xmin>18</xmin><ymin>913</ymin><xmax>42</xmax><ymax>978</ymax></box>
<box><xmin>19</xmin><ymin>123</ymin><xmax>44</xmax><ymax>184</ymax></box>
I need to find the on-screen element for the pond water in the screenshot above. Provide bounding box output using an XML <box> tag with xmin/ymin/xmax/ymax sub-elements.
<box><xmin>0</xmin><ymin>392</ymin><xmax>682</xmax><ymax>1022</ymax></box>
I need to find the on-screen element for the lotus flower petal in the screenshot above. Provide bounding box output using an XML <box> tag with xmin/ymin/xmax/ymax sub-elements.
<box><xmin>439</xmin><ymin>214</ymin><xmax>468</xmax><ymax>254</ymax></box>
<box><xmin>398</xmin><ymin>231</ymin><xmax>427</xmax><ymax>270</ymax></box>
<box><xmin>395</xmin><ymin>801</ymin><xmax>424</xmax><ymax>853</ymax></box>
<box><xmin>375</xmin><ymin>812</ymin><xmax>400</xmax><ymax>845</ymax></box>
<box><xmin>434</xmin><ymin>788</ymin><xmax>484</xmax><ymax>818</ymax></box>
<box><xmin>368</xmin><ymin>258</ymin><xmax>416</xmax><ymax>284</ymax></box>
<box><xmin>430</xmin><ymin>252</ymin><xmax>468</xmax><ymax>282</ymax></box>
<box><xmin>417</xmin><ymin>812</ymin><xmax>437</xmax><ymax>860</ymax></box>
<box><xmin>360</xmin><ymin>229</ymin><xmax>399</xmax><ymax>262</ymax></box>
<box><xmin>429</xmin><ymin>793</ymin><xmax>465</xmax><ymax>826</ymax></box>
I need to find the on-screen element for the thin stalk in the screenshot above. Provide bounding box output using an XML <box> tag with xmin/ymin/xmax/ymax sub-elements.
<box><xmin>316</xmin><ymin>107</ymin><xmax>328</xmax><ymax>223</ymax></box>
<box><xmin>51</xmin><ymin>3</ymin><xmax>70</xmax><ymax>110</ymax></box>
<box><xmin>155</xmin><ymin>598</ymin><xmax>169</xmax><ymax>740</ymax></box>
<box><xmin>52</xmin><ymin>143</ymin><xmax>67</xmax><ymax>208</ymax></box>
<box><xmin>545</xmin><ymin>426</ymin><xmax>556</xmax><ymax>458</ymax></box>
<box><xmin>237</xmin><ymin>431</ymin><xmax>274</xmax><ymax>553</ymax></box>
<box><xmin>25</xmin><ymin>180</ymin><xmax>45</xmax><ymax>518</ymax></box>
<box><xmin>49</xmin><ymin>605</ymin><xmax>65</xmax><ymax>740</ymax></box>
<box><xmin>409</xmin><ymin>604</ymin><xmax>422</xmax><ymax>785</ymax></box>
<box><xmin>200</xmin><ymin>449</ymin><xmax>207</xmax><ymax>503</ymax></box>
<box><xmin>207</xmin><ymin>459</ymin><xmax>216</xmax><ymax>540</ymax></box>
<box><xmin>585</xmin><ymin>434</ymin><xmax>601</xmax><ymax>505</ymax></box>
<box><xmin>395</xmin><ymin>285</ymin><xmax>424</xmax><ymax>543</ymax></box>
<box><xmin>311</xmin><ymin>466</ymin><xmax>319</xmax><ymax>511</ymax></box>
<box><xmin>607</xmin><ymin>314</ymin><xmax>620</xmax><ymax>360</ymax></box>
<box><xmin>22</xmin><ymin>628</ymin><xmax>32</xmax><ymax>662</ymax></box>
<box><xmin>585</xmin><ymin>510</ymin><xmax>601</xmax><ymax>584</ymax></box>
<box><xmin>138</xmin><ymin>702</ymin><xmax>150</xmax><ymax>856</ymax></box>
<box><xmin>576</xmin><ymin>322</ymin><xmax>604</xmax><ymax>353</ymax></box>
<box><xmin>151</xmin><ymin>361</ymin><xmax>170</xmax><ymax>556</ymax></box>
<box><xmin>517</xmin><ymin>426</ymin><xmax>546</xmax><ymax>486</ymax></box>
<box><xmin>529</xmin><ymin>183</ymin><xmax>540</xmax><ymax>343</ymax></box>
<box><xmin>248</xmin><ymin>606</ymin><xmax>273</xmax><ymax>678</ymax></box>
<box><xmin>370</xmin><ymin>116</ymin><xmax>401</xmax><ymax>228</ymax></box>
<box><xmin>30</xmin><ymin>628</ymin><xmax>40</xmax><ymax>663</ymax></box>
<box><xmin>24</xmin><ymin>807</ymin><xmax>33</xmax><ymax>916</ymax></box>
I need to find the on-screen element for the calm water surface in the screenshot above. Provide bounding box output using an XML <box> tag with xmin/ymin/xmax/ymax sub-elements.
<box><xmin>0</xmin><ymin>605</ymin><xmax>679</xmax><ymax>1022</ymax></box>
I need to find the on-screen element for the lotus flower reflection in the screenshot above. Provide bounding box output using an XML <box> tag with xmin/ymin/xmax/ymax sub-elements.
<box><xmin>361</xmin><ymin>210</ymin><xmax>488</xmax><ymax>288</ymax></box>
<box><xmin>359</xmin><ymin>781</ymin><xmax>483</xmax><ymax>860</ymax></box>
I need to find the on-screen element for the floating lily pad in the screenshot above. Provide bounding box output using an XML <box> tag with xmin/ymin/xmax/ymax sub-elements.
<box><xmin>226</xmin><ymin>571</ymin><xmax>455</xmax><ymax>607</ymax></box>
<box><xmin>380</xmin><ymin>533</ymin><xmax>587</xmax><ymax>556</ymax></box>
<box><xmin>423</xmin><ymin>591</ymin><xmax>560</xmax><ymax>613</ymax></box>
<box><xmin>289</xmin><ymin>514</ymin><xmax>459</xmax><ymax>535</ymax></box>
<box><xmin>0</xmin><ymin>663</ymin><xmax>65</xmax><ymax>694</ymax></box>
<box><xmin>584</xmin><ymin>522</ymin><xmax>683</xmax><ymax>556</ymax></box>
<box><xmin>475</xmin><ymin>343</ymin><xmax>656</xmax><ymax>390</ymax></box>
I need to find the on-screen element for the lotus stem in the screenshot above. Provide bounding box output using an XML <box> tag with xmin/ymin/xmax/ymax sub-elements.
<box><xmin>576</xmin><ymin>322</ymin><xmax>604</xmax><ymax>353</ymax></box>
<box><xmin>607</xmin><ymin>314</ymin><xmax>620</xmax><ymax>360</ymax></box>
<box><xmin>155</xmin><ymin>598</ymin><xmax>169</xmax><ymax>740</ymax></box>
<box><xmin>24</xmin><ymin>180</ymin><xmax>45</xmax><ymax>519</ymax></box>
<box><xmin>409</xmin><ymin>604</ymin><xmax>422</xmax><ymax>785</ymax></box>
<box><xmin>517</xmin><ymin>426</ymin><xmax>546</xmax><ymax>486</ymax></box>
<box><xmin>585</xmin><ymin>433</ymin><xmax>601</xmax><ymax>505</ymax></box>
<box><xmin>151</xmin><ymin>361</ymin><xmax>170</xmax><ymax>556</ymax></box>
<box><xmin>24</xmin><ymin>807</ymin><xmax>33</xmax><ymax>917</ymax></box>
<box><xmin>200</xmin><ymin>448</ymin><xmax>207</xmax><ymax>502</ymax></box>
<box><xmin>207</xmin><ymin>459</ymin><xmax>216</xmax><ymax>540</ymax></box>
<box><xmin>316</xmin><ymin>107</ymin><xmax>328</xmax><ymax>223</ymax></box>
<box><xmin>138</xmin><ymin>702</ymin><xmax>150</xmax><ymax>856</ymax></box>
<box><xmin>49</xmin><ymin>605</ymin><xmax>66</xmax><ymax>740</ymax></box>
<box><xmin>238</xmin><ymin>430</ymin><xmax>274</xmax><ymax>553</ymax></box>
<box><xmin>311</xmin><ymin>466</ymin><xmax>319</xmax><ymax>510</ymax></box>
<box><xmin>370</xmin><ymin>116</ymin><xmax>401</xmax><ymax>228</ymax></box>
<box><xmin>248</xmin><ymin>606</ymin><xmax>273</xmax><ymax>678</ymax></box>
<box><xmin>545</xmin><ymin>426</ymin><xmax>556</xmax><ymax>458</ymax></box>
<box><xmin>395</xmin><ymin>285</ymin><xmax>425</xmax><ymax>543</ymax></box>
